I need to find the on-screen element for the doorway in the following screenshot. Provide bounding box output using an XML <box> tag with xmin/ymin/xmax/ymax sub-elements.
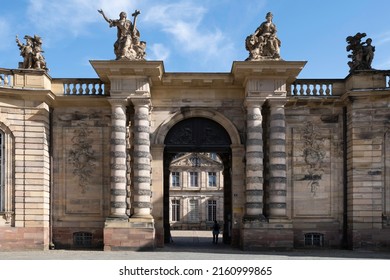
<box><xmin>162</xmin><ymin>117</ymin><xmax>232</xmax><ymax>245</ymax></box>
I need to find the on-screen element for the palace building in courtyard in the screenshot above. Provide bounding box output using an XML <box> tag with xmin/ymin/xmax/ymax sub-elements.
<box><xmin>1</xmin><ymin>11</ymin><xmax>390</xmax><ymax>251</ymax></box>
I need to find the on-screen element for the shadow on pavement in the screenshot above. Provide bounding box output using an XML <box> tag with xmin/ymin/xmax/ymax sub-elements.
<box><xmin>161</xmin><ymin>230</ymin><xmax>390</xmax><ymax>259</ymax></box>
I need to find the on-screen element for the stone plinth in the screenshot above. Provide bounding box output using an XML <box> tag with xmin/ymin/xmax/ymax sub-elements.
<box><xmin>240</xmin><ymin>219</ymin><xmax>293</xmax><ymax>250</ymax></box>
<box><xmin>104</xmin><ymin>218</ymin><xmax>155</xmax><ymax>250</ymax></box>
<box><xmin>12</xmin><ymin>69</ymin><xmax>51</xmax><ymax>89</ymax></box>
<box><xmin>345</xmin><ymin>70</ymin><xmax>387</xmax><ymax>91</ymax></box>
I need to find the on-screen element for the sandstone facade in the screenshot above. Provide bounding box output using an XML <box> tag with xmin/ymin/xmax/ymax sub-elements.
<box><xmin>0</xmin><ymin>61</ymin><xmax>390</xmax><ymax>251</ymax></box>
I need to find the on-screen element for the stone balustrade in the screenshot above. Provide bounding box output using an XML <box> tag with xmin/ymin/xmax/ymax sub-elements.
<box><xmin>385</xmin><ymin>73</ymin><xmax>390</xmax><ymax>87</ymax></box>
<box><xmin>3</xmin><ymin>67</ymin><xmax>390</xmax><ymax>98</ymax></box>
<box><xmin>289</xmin><ymin>79</ymin><xmax>345</xmax><ymax>97</ymax></box>
<box><xmin>0</xmin><ymin>68</ymin><xmax>13</xmax><ymax>87</ymax></box>
<box><xmin>52</xmin><ymin>78</ymin><xmax>106</xmax><ymax>95</ymax></box>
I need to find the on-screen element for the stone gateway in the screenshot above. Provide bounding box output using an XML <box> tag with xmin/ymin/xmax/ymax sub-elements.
<box><xmin>0</xmin><ymin>11</ymin><xmax>390</xmax><ymax>251</ymax></box>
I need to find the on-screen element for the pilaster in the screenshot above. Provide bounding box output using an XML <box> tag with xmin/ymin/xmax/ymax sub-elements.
<box><xmin>244</xmin><ymin>99</ymin><xmax>266</xmax><ymax>220</ymax></box>
<box><xmin>91</xmin><ymin>60</ymin><xmax>161</xmax><ymax>250</ymax></box>
<box><xmin>108</xmin><ymin>98</ymin><xmax>128</xmax><ymax>219</ymax></box>
<box><xmin>233</xmin><ymin>61</ymin><xmax>305</xmax><ymax>249</ymax></box>
<box><xmin>131</xmin><ymin>98</ymin><xmax>152</xmax><ymax>218</ymax></box>
<box><xmin>267</xmin><ymin>99</ymin><xmax>287</xmax><ymax>218</ymax></box>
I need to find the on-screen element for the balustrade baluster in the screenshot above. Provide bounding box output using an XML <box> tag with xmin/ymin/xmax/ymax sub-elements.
<box><xmin>85</xmin><ymin>83</ymin><xmax>91</xmax><ymax>95</ymax></box>
<box><xmin>325</xmin><ymin>84</ymin><xmax>331</xmax><ymax>95</ymax></box>
<box><xmin>305</xmin><ymin>84</ymin><xmax>311</xmax><ymax>95</ymax></box>
<box><xmin>312</xmin><ymin>85</ymin><xmax>318</xmax><ymax>95</ymax></box>
<box><xmin>293</xmin><ymin>84</ymin><xmax>298</xmax><ymax>95</ymax></box>
<box><xmin>318</xmin><ymin>84</ymin><xmax>324</xmax><ymax>95</ymax></box>
<box><xmin>77</xmin><ymin>83</ymin><xmax>82</xmax><ymax>95</ymax></box>
<box><xmin>4</xmin><ymin>75</ymin><xmax>9</xmax><ymax>87</ymax></box>
<box><xmin>299</xmin><ymin>84</ymin><xmax>304</xmax><ymax>95</ymax></box>
<box><xmin>65</xmin><ymin>83</ymin><xmax>71</xmax><ymax>94</ymax></box>
<box><xmin>91</xmin><ymin>84</ymin><xmax>97</xmax><ymax>95</ymax></box>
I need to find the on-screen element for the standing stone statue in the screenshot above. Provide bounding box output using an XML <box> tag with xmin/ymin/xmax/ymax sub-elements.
<box><xmin>16</xmin><ymin>35</ymin><xmax>48</xmax><ymax>71</ymax></box>
<box><xmin>245</xmin><ymin>12</ymin><xmax>281</xmax><ymax>61</ymax></box>
<box><xmin>98</xmin><ymin>9</ymin><xmax>146</xmax><ymax>61</ymax></box>
<box><xmin>346</xmin><ymin>32</ymin><xmax>375</xmax><ymax>72</ymax></box>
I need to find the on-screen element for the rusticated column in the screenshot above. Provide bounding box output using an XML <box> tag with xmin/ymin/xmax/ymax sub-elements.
<box><xmin>108</xmin><ymin>98</ymin><xmax>128</xmax><ymax>218</ymax></box>
<box><xmin>132</xmin><ymin>98</ymin><xmax>152</xmax><ymax>218</ymax></box>
<box><xmin>268</xmin><ymin>99</ymin><xmax>287</xmax><ymax>217</ymax></box>
<box><xmin>244</xmin><ymin>99</ymin><xmax>266</xmax><ymax>219</ymax></box>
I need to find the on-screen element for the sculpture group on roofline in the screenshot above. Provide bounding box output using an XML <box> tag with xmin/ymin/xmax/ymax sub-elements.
<box><xmin>245</xmin><ymin>12</ymin><xmax>281</xmax><ymax>61</ymax></box>
<box><xmin>346</xmin><ymin>32</ymin><xmax>375</xmax><ymax>73</ymax></box>
<box><xmin>14</xmin><ymin>9</ymin><xmax>377</xmax><ymax>74</ymax></box>
<box><xmin>98</xmin><ymin>9</ymin><xmax>146</xmax><ymax>61</ymax></box>
<box><xmin>16</xmin><ymin>34</ymin><xmax>48</xmax><ymax>71</ymax></box>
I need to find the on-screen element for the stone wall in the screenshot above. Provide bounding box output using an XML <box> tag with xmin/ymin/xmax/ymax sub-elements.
<box><xmin>2</xmin><ymin>63</ymin><xmax>390</xmax><ymax>251</ymax></box>
<box><xmin>286</xmin><ymin>101</ymin><xmax>344</xmax><ymax>247</ymax></box>
<box><xmin>52</xmin><ymin>106</ymin><xmax>111</xmax><ymax>249</ymax></box>
<box><xmin>346</xmin><ymin>75</ymin><xmax>390</xmax><ymax>249</ymax></box>
<box><xmin>0</xmin><ymin>100</ymin><xmax>51</xmax><ymax>250</ymax></box>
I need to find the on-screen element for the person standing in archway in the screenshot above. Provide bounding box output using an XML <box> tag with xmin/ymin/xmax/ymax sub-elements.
<box><xmin>212</xmin><ymin>220</ymin><xmax>221</xmax><ymax>244</ymax></box>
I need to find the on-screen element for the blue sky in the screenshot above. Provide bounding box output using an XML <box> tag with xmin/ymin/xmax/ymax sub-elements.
<box><xmin>1</xmin><ymin>0</ymin><xmax>390</xmax><ymax>79</ymax></box>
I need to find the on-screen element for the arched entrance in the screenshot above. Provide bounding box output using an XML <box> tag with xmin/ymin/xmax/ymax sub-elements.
<box><xmin>163</xmin><ymin>117</ymin><xmax>232</xmax><ymax>245</ymax></box>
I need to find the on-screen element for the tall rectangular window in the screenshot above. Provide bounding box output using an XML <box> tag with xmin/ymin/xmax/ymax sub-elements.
<box><xmin>171</xmin><ymin>172</ymin><xmax>180</xmax><ymax>187</ymax></box>
<box><xmin>0</xmin><ymin>131</ymin><xmax>4</xmax><ymax>212</ymax></box>
<box><xmin>189</xmin><ymin>172</ymin><xmax>198</xmax><ymax>187</ymax></box>
<box><xmin>188</xmin><ymin>199</ymin><xmax>199</xmax><ymax>222</ymax></box>
<box><xmin>208</xmin><ymin>172</ymin><xmax>217</xmax><ymax>187</ymax></box>
<box><xmin>171</xmin><ymin>199</ymin><xmax>180</xmax><ymax>222</ymax></box>
<box><xmin>207</xmin><ymin>200</ymin><xmax>217</xmax><ymax>222</ymax></box>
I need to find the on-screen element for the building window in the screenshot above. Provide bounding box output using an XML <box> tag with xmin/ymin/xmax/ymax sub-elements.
<box><xmin>188</xmin><ymin>199</ymin><xmax>199</xmax><ymax>222</ymax></box>
<box><xmin>73</xmin><ymin>232</ymin><xmax>93</xmax><ymax>247</ymax></box>
<box><xmin>171</xmin><ymin>199</ymin><xmax>180</xmax><ymax>222</ymax></box>
<box><xmin>0</xmin><ymin>126</ymin><xmax>13</xmax><ymax>218</ymax></box>
<box><xmin>304</xmin><ymin>233</ymin><xmax>324</xmax><ymax>247</ymax></box>
<box><xmin>0</xmin><ymin>131</ymin><xmax>4</xmax><ymax>212</ymax></box>
<box><xmin>171</xmin><ymin>172</ymin><xmax>180</xmax><ymax>187</ymax></box>
<box><xmin>207</xmin><ymin>200</ymin><xmax>217</xmax><ymax>222</ymax></box>
<box><xmin>189</xmin><ymin>172</ymin><xmax>198</xmax><ymax>187</ymax></box>
<box><xmin>208</xmin><ymin>172</ymin><xmax>217</xmax><ymax>187</ymax></box>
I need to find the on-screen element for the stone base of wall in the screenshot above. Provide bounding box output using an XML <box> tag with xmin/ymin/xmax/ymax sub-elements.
<box><xmin>52</xmin><ymin>227</ymin><xmax>103</xmax><ymax>249</ymax></box>
<box><xmin>154</xmin><ymin>226</ymin><xmax>164</xmax><ymax>247</ymax></box>
<box><xmin>240</xmin><ymin>219</ymin><xmax>293</xmax><ymax>250</ymax></box>
<box><xmin>292</xmin><ymin>221</ymin><xmax>343</xmax><ymax>248</ymax></box>
<box><xmin>103</xmin><ymin>218</ymin><xmax>155</xmax><ymax>251</ymax></box>
<box><xmin>0</xmin><ymin>227</ymin><xmax>49</xmax><ymax>251</ymax></box>
<box><xmin>348</xmin><ymin>228</ymin><xmax>390</xmax><ymax>250</ymax></box>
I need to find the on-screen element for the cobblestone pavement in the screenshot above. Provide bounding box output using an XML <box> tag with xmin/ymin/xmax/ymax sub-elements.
<box><xmin>1</xmin><ymin>230</ymin><xmax>390</xmax><ymax>260</ymax></box>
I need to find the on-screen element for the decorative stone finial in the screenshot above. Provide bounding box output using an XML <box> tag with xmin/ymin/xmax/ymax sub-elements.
<box><xmin>245</xmin><ymin>12</ymin><xmax>281</xmax><ymax>61</ymax></box>
<box><xmin>346</xmin><ymin>32</ymin><xmax>375</xmax><ymax>72</ymax></box>
<box><xmin>98</xmin><ymin>9</ymin><xmax>146</xmax><ymax>61</ymax></box>
<box><xmin>15</xmin><ymin>34</ymin><xmax>48</xmax><ymax>71</ymax></box>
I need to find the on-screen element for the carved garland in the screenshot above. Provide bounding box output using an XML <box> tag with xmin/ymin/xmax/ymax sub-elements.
<box><xmin>68</xmin><ymin>126</ymin><xmax>97</xmax><ymax>193</ymax></box>
<box><xmin>302</xmin><ymin>122</ymin><xmax>325</xmax><ymax>196</ymax></box>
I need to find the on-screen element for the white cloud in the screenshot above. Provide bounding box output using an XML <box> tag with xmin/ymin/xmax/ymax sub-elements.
<box><xmin>26</xmin><ymin>0</ymin><xmax>141</xmax><ymax>37</ymax></box>
<box><xmin>148</xmin><ymin>43</ymin><xmax>170</xmax><ymax>61</ymax></box>
<box><xmin>143</xmin><ymin>1</ymin><xmax>235</xmax><ymax>63</ymax></box>
<box><xmin>0</xmin><ymin>18</ymin><xmax>12</xmax><ymax>50</ymax></box>
<box><xmin>375</xmin><ymin>31</ymin><xmax>390</xmax><ymax>46</ymax></box>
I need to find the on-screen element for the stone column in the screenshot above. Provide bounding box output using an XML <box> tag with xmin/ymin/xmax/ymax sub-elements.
<box><xmin>132</xmin><ymin>98</ymin><xmax>152</xmax><ymax>218</ymax></box>
<box><xmin>108</xmin><ymin>98</ymin><xmax>128</xmax><ymax>218</ymax></box>
<box><xmin>244</xmin><ymin>99</ymin><xmax>266</xmax><ymax>219</ymax></box>
<box><xmin>268</xmin><ymin>99</ymin><xmax>287</xmax><ymax>217</ymax></box>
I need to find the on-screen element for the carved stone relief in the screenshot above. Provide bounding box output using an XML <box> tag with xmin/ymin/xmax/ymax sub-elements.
<box><xmin>68</xmin><ymin>125</ymin><xmax>97</xmax><ymax>193</ymax></box>
<box><xmin>302</xmin><ymin>122</ymin><xmax>325</xmax><ymax>196</ymax></box>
